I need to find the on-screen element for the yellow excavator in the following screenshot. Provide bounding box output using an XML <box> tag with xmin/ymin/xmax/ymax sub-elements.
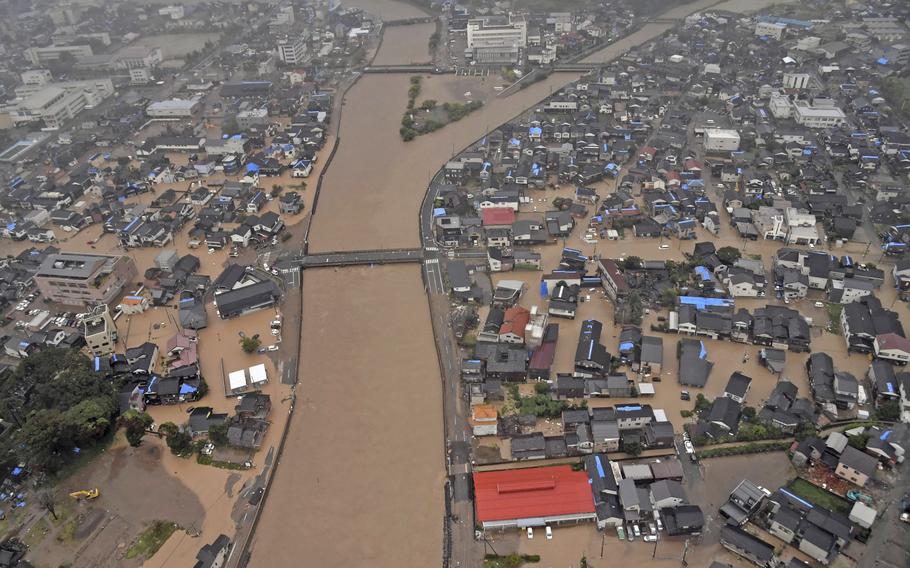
<box><xmin>69</xmin><ymin>488</ymin><xmax>100</xmax><ymax>500</ymax></box>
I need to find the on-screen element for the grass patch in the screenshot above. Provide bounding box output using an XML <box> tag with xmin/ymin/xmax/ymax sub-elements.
<box><xmin>56</xmin><ymin>515</ymin><xmax>80</xmax><ymax>543</ymax></box>
<box><xmin>484</xmin><ymin>553</ymin><xmax>541</xmax><ymax>568</ymax></box>
<box><xmin>825</xmin><ymin>303</ymin><xmax>843</xmax><ymax>335</ymax></box>
<box><xmin>23</xmin><ymin>517</ymin><xmax>50</xmax><ymax>548</ymax></box>
<box><xmin>196</xmin><ymin>453</ymin><xmax>248</xmax><ymax>470</ymax></box>
<box><xmin>786</xmin><ymin>478</ymin><xmax>852</xmax><ymax>515</ymax></box>
<box><xmin>126</xmin><ymin>520</ymin><xmax>179</xmax><ymax>560</ymax></box>
<box><xmin>696</xmin><ymin>440</ymin><xmax>791</xmax><ymax>459</ymax></box>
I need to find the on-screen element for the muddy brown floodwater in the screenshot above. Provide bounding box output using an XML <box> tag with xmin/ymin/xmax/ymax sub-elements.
<box><xmin>249</xmin><ymin>266</ymin><xmax>445</xmax><ymax>566</ymax></box>
<box><xmin>249</xmin><ymin>0</ymin><xmax>809</xmax><ymax>566</ymax></box>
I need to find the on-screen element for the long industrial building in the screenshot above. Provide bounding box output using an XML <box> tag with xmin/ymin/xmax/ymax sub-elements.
<box><xmin>473</xmin><ymin>465</ymin><xmax>596</xmax><ymax>530</ymax></box>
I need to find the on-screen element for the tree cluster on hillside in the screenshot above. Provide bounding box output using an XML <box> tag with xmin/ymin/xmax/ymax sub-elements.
<box><xmin>0</xmin><ymin>349</ymin><xmax>120</xmax><ymax>473</ymax></box>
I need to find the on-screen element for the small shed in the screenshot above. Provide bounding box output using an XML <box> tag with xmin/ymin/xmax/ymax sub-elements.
<box><xmin>848</xmin><ymin>502</ymin><xmax>876</xmax><ymax>529</ymax></box>
<box><xmin>228</xmin><ymin>369</ymin><xmax>247</xmax><ymax>392</ymax></box>
<box><xmin>249</xmin><ymin>363</ymin><xmax>268</xmax><ymax>385</ymax></box>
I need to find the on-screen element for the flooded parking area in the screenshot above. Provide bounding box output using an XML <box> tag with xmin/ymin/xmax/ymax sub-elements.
<box><xmin>248</xmin><ymin>265</ymin><xmax>445</xmax><ymax>567</ymax></box>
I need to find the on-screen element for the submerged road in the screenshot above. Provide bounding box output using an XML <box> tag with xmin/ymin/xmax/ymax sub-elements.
<box><xmin>242</xmin><ymin>0</ymin><xmax>799</xmax><ymax>565</ymax></box>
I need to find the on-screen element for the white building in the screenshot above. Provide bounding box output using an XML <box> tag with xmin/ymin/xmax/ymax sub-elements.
<box><xmin>792</xmin><ymin>100</ymin><xmax>846</xmax><ymax>128</ymax></box>
<box><xmin>146</xmin><ymin>98</ymin><xmax>201</xmax><ymax>118</ymax></box>
<box><xmin>3</xmin><ymin>86</ymin><xmax>86</xmax><ymax>129</ymax></box>
<box><xmin>704</xmin><ymin>129</ymin><xmax>741</xmax><ymax>152</ymax></box>
<box><xmin>115</xmin><ymin>47</ymin><xmax>162</xmax><ymax>69</ymax></box>
<box><xmin>130</xmin><ymin>67</ymin><xmax>152</xmax><ymax>85</ymax></box>
<box><xmin>467</xmin><ymin>15</ymin><xmax>527</xmax><ymax>64</ymax></box>
<box><xmin>21</xmin><ymin>69</ymin><xmax>52</xmax><ymax>87</ymax></box>
<box><xmin>277</xmin><ymin>36</ymin><xmax>306</xmax><ymax>65</ymax></box>
<box><xmin>237</xmin><ymin>108</ymin><xmax>269</xmax><ymax>129</ymax></box>
<box><xmin>769</xmin><ymin>94</ymin><xmax>792</xmax><ymax>118</ymax></box>
<box><xmin>783</xmin><ymin>72</ymin><xmax>812</xmax><ymax>90</ymax></box>
<box><xmin>755</xmin><ymin>21</ymin><xmax>786</xmax><ymax>40</ymax></box>
<box><xmin>24</xmin><ymin>44</ymin><xmax>93</xmax><ymax>65</ymax></box>
<box><xmin>158</xmin><ymin>5</ymin><xmax>185</xmax><ymax>19</ymax></box>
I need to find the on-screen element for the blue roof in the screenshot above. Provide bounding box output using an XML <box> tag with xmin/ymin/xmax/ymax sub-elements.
<box><xmin>679</xmin><ymin>296</ymin><xmax>733</xmax><ymax>310</ymax></box>
<box><xmin>616</xmin><ymin>405</ymin><xmax>641</xmax><ymax>412</ymax></box>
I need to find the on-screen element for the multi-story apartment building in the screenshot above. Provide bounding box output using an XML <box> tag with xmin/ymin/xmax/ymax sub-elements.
<box><xmin>35</xmin><ymin>253</ymin><xmax>137</xmax><ymax>307</ymax></box>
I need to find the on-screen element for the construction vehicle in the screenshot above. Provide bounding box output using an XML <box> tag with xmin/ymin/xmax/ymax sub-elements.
<box><xmin>69</xmin><ymin>488</ymin><xmax>100</xmax><ymax>500</ymax></box>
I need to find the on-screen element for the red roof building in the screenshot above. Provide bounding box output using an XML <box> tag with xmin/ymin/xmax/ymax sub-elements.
<box><xmin>474</xmin><ymin>465</ymin><xmax>596</xmax><ymax>529</ymax></box>
<box><xmin>482</xmin><ymin>207</ymin><xmax>516</xmax><ymax>227</ymax></box>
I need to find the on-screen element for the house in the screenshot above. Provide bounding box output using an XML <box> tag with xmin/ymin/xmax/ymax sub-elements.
<box><xmin>677</xmin><ymin>339</ymin><xmax>713</xmax><ymax>387</ymax></box>
<box><xmin>874</xmin><ymin>333</ymin><xmax>910</xmax><ymax>365</ymax></box>
<box><xmin>193</xmin><ymin>534</ymin><xmax>231</xmax><ymax>568</ymax></box>
<box><xmin>640</xmin><ymin>336</ymin><xmax>663</xmax><ymax>375</ymax></box>
<box><xmin>511</xmin><ymin>433</ymin><xmax>547</xmax><ymax>460</ymax></box>
<box><xmin>650</xmin><ymin>479</ymin><xmax>687</xmax><ymax>509</ymax></box>
<box><xmin>614</xmin><ymin>404</ymin><xmax>654</xmax><ymax>430</ymax></box>
<box><xmin>499</xmin><ymin>306</ymin><xmax>531</xmax><ymax>344</ymax></box>
<box><xmin>661</xmin><ymin>505</ymin><xmax>705</xmax><ymax>536</ymax></box>
<box><xmin>721</xmin><ymin>479</ymin><xmax>767</xmax><ymax>525</ymax></box>
<box><xmin>214</xmin><ymin>279</ymin><xmax>281</xmax><ymax>319</ymax></box>
<box><xmin>706</xmin><ymin>397</ymin><xmax>741</xmax><ymax>435</ymax></box>
<box><xmin>574</xmin><ymin>320</ymin><xmax>611</xmax><ymax>376</ymax></box>
<box><xmin>471</xmin><ymin>404</ymin><xmax>498</xmax><ymax>436</ymax></box>
<box><xmin>643</xmin><ymin>421</ymin><xmax>675</xmax><ymax>449</ymax></box>
<box><xmin>835</xmin><ymin>446</ymin><xmax>877</xmax><ymax>487</ymax></box>
<box><xmin>590</xmin><ymin>420</ymin><xmax>620</xmax><ymax>452</ymax></box>
<box><xmin>720</xmin><ymin>525</ymin><xmax>777</xmax><ymax>568</ymax></box>
<box><xmin>723</xmin><ymin>372</ymin><xmax>753</xmax><ymax>404</ymax></box>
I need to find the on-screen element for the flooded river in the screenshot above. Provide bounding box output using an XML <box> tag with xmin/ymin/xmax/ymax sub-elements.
<box><xmin>249</xmin><ymin>0</ymin><xmax>806</xmax><ymax>565</ymax></box>
<box><xmin>248</xmin><ymin>266</ymin><xmax>445</xmax><ymax>567</ymax></box>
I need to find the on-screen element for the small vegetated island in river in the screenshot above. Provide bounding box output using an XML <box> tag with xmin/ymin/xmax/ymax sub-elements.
<box><xmin>400</xmin><ymin>76</ymin><xmax>483</xmax><ymax>141</ymax></box>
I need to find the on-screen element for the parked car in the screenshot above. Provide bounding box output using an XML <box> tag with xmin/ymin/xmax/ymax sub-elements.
<box><xmin>527</xmin><ymin>527</ymin><xmax>533</xmax><ymax>539</ymax></box>
<box><xmin>545</xmin><ymin>526</ymin><xmax>552</xmax><ymax>540</ymax></box>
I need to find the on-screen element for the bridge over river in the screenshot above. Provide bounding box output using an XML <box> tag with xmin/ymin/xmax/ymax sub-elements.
<box><xmin>297</xmin><ymin>248</ymin><xmax>424</xmax><ymax>268</ymax></box>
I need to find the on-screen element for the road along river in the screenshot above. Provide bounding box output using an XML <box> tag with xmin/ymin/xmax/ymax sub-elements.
<box><xmin>248</xmin><ymin>0</ymin><xmax>796</xmax><ymax>565</ymax></box>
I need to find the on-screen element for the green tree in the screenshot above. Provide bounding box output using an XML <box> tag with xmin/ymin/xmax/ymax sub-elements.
<box><xmin>158</xmin><ymin>422</ymin><xmax>179</xmax><ymax>438</ymax></box>
<box><xmin>552</xmin><ymin>197</ymin><xmax>573</xmax><ymax>211</ymax></box>
<box><xmin>419</xmin><ymin>99</ymin><xmax>437</xmax><ymax>111</ymax></box>
<box><xmin>694</xmin><ymin>393</ymin><xmax>711</xmax><ymax>412</ymax></box>
<box><xmin>622</xmin><ymin>256</ymin><xmax>642</xmax><ymax>269</ymax></box>
<box><xmin>742</xmin><ymin>406</ymin><xmax>757</xmax><ymax>421</ymax></box>
<box><xmin>623</xmin><ymin>440</ymin><xmax>642</xmax><ymax>456</ymax></box>
<box><xmin>208</xmin><ymin>422</ymin><xmax>229</xmax><ymax>446</ymax></box>
<box><xmin>717</xmin><ymin>246</ymin><xmax>742</xmax><ymax>265</ymax></box>
<box><xmin>660</xmin><ymin>288</ymin><xmax>678</xmax><ymax>307</ymax></box>
<box><xmin>240</xmin><ymin>335</ymin><xmax>261</xmax><ymax>353</ymax></box>
<box><xmin>875</xmin><ymin>399</ymin><xmax>900</xmax><ymax>421</ymax></box>
<box><xmin>120</xmin><ymin>410</ymin><xmax>154</xmax><ymax>447</ymax></box>
<box><xmin>580</xmin><ymin>556</ymin><xmax>590</xmax><ymax>568</ymax></box>
<box><xmin>165</xmin><ymin>430</ymin><xmax>193</xmax><ymax>456</ymax></box>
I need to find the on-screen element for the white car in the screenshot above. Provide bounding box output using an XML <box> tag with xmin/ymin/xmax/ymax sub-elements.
<box><xmin>658</xmin><ymin>244</ymin><xmax>670</xmax><ymax>250</ymax></box>
<box><xmin>545</xmin><ymin>526</ymin><xmax>553</xmax><ymax>540</ymax></box>
<box><xmin>633</xmin><ymin>524</ymin><xmax>641</xmax><ymax>537</ymax></box>
<box><xmin>267</xmin><ymin>345</ymin><xmax>279</xmax><ymax>352</ymax></box>
<box><xmin>644</xmin><ymin>535</ymin><xmax>657</xmax><ymax>542</ymax></box>
<box><xmin>527</xmin><ymin>527</ymin><xmax>533</xmax><ymax>539</ymax></box>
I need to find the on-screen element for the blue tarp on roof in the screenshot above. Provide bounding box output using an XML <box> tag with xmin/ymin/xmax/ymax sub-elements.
<box><xmin>619</xmin><ymin>342</ymin><xmax>634</xmax><ymax>351</ymax></box>
<box><xmin>679</xmin><ymin>296</ymin><xmax>734</xmax><ymax>310</ymax></box>
<box><xmin>246</xmin><ymin>163</ymin><xmax>260</xmax><ymax>172</ymax></box>
<box><xmin>694</xmin><ymin>266</ymin><xmax>711</xmax><ymax>281</ymax></box>
<box><xmin>11</xmin><ymin>467</ymin><xmax>22</xmax><ymax>476</ymax></box>
<box><xmin>595</xmin><ymin>455</ymin><xmax>606</xmax><ymax>478</ymax></box>
<box><xmin>540</xmin><ymin>281</ymin><xmax>548</xmax><ymax>297</ymax></box>
<box><xmin>433</xmin><ymin>208</ymin><xmax>446</xmax><ymax>217</ymax></box>
<box><xmin>699</xmin><ymin>341</ymin><xmax>707</xmax><ymax>359</ymax></box>
<box><xmin>180</xmin><ymin>383</ymin><xmax>198</xmax><ymax>394</ymax></box>
<box><xmin>529</xmin><ymin>127</ymin><xmax>542</xmax><ymax>136</ymax></box>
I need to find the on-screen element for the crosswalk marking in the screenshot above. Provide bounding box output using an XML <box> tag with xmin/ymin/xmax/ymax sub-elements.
<box><xmin>425</xmin><ymin>258</ymin><xmax>439</xmax><ymax>265</ymax></box>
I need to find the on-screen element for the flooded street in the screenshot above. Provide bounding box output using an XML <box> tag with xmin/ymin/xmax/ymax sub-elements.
<box><xmin>249</xmin><ymin>266</ymin><xmax>445</xmax><ymax>567</ymax></box>
<box><xmin>373</xmin><ymin>22</ymin><xmax>435</xmax><ymax>65</ymax></box>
